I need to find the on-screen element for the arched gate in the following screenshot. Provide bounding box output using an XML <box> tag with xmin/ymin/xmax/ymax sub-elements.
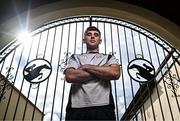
<box><xmin>0</xmin><ymin>16</ymin><xmax>180</xmax><ymax>121</ymax></box>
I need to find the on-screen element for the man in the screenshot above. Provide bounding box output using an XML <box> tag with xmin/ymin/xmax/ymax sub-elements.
<box><xmin>64</xmin><ymin>26</ymin><xmax>121</xmax><ymax>120</ymax></box>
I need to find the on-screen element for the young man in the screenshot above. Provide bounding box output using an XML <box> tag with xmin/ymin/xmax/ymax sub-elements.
<box><xmin>64</xmin><ymin>26</ymin><xmax>121</xmax><ymax>120</ymax></box>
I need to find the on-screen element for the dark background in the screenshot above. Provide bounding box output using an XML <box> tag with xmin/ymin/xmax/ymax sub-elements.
<box><xmin>0</xmin><ymin>0</ymin><xmax>179</xmax><ymax>26</ymax></box>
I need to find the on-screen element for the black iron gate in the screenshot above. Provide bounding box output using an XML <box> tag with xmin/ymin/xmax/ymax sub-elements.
<box><xmin>0</xmin><ymin>16</ymin><xmax>180</xmax><ymax>121</ymax></box>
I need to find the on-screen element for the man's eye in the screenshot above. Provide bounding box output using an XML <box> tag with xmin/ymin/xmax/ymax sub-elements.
<box><xmin>87</xmin><ymin>33</ymin><xmax>91</xmax><ymax>36</ymax></box>
<box><xmin>94</xmin><ymin>33</ymin><xmax>99</xmax><ymax>37</ymax></box>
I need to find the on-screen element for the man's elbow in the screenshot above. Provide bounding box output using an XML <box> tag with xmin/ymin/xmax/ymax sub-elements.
<box><xmin>110</xmin><ymin>65</ymin><xmax>121</xmax><ymax>80</ymax></box>
<box><xmin>65</xmin><ymin>75</ymin><xmax>75</xmax><ymax>83</ymax></box>
<box><xmin>113</xmin><ymin>72</ymin><xmax>120</xmax><ymax>80</ymax></box>
<box><xmin>112</xmin><ymin>67</ymin><xmax>121</xmax><ymax>80</ymax></box>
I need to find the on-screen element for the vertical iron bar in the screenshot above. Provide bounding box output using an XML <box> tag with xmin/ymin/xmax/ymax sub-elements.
<box><xmin>22</xmin><ymin>32</ymin><xmax>43</xmax><ymax>120</ymax></box>
<box><xmin>172</xmin><ymin>58</ymin><xmax>180</xmax><ymax>111</ymax></box>
<box><xmin>162</xmin><ymin>49</ymin><xmax>175</xmax><ymax>120</ymax></box>
<box><xmin>41</xmin><ymin>29</ymin><xmax>51</xmax><ymax>120</ymax></box>
<box><xmin>138</xmin><ymin>33</ymin><xmax>156</xmax><ymax>121</ymax></box>
<box><xmin>169</xmin><ymin>66</ymin><xmax>180</xmax><ymax>110</ymax></box>
<box><xmin>48</xmin><ymin>25</ymin><xmax>63</xmax><ymax>120</ymax></box>
<box><xmin>32</xmin><ymin>84</ymin><xmax>40</xmax><ymax>120</ymax></box>
<box><xmin>117</xmin><ymin>25</ymin><xmax>127</xmax><ymax>113</ymax></box>
<box><xmin>110</xmin><ymin>24</ymin><xmax>114</xmax><ymax>53</ymax></box>
<box><xmin>154</xmin><ymin>42</ymin><xmax>174</xmax><ymax>120</ymax></box>
<box><xmin>31</xmin><ymin>32</ymin><xmax>43</xmax><ymax>120</ymax></box>
<box><xmin>89</xmin><ymin>16</ymin><xmax>92</xmax><ymax>27</ymax></box>
<box><xmin>146</xmin><ymin>36</ymin><xmax>165</xmax><ymax>120</ymax></box>
<box><xmin>0</xmin><ymin>60</ymin><xmax>5</xmax><ymax>102</ymax></box>
<box><xmin>42</xmin><ymin>28</ymin><xmax>57</xmax><ymax>120</ymax></box>
<box><xmin>163</xmin><ymin>49</ymin><xmax>180</xmax><ymax>113</ymax></box>
<box><xmin>103</xmin><ymin>23</ymin><xmax>107</xmax><ymax>54</ymax></box>
<box><xmin>50</xmin><ymin>26</ymin><xmax>63</xmax><ymax>121</ymax></box>
<box><xmin>12</xmin><ymin>36</ymin><xmax>35</xmax><ymax>120</ymax></box>
<box><xmin>0</xmin><ymin>49</ymin><xmax>15</xmax><ymax>111</ymax></box>
<box><xmin>97</xmin><ymin>21</ymin><xmax>99</xmax><ymax>29</ymax></box>
<box><xmin>58</xmin><ymin>25</ymin><xmax>65</xmax><ymax>121</ymax></box>
<box><xmin>173</xmin><ymin>58</ymin><xmax>180</xmax><ymax>80</ymax></box>
<box><xmin>43</xmin><ymin>27</ymin><xmax>57</xmax><ymax>120</ymax></box>
<box><xmin>81</xmin><ymin>22</ymin><xmax>84</xmax><ymax>54</ymax></box>
<box><xmin>140</xmin><ymin>107</ymin><xmax>146</xmax><ymax>121</ymax></box>
<box><xmin>2</xmin><ymin>45</ymin><xmax>24</xmax><ymax>120</ymax></box>
<box><xmin>131</xmin><ymin>30</ymin><xmax>146</xmax><ymax>121</ymax></box>
<box><xmin>0</xmin><ymin>60</ymin><xmax>5</xmax><ymax>72</ymax></box>
<box><xmin>74</xmin><ymin>22</ymin><xmax>78</xmax><ymax>54</ymax></box>
<box><xmin>110</xmin><ymin>23</ymin><xmax>119</xmax><ymax>120</ymax></box>
<box><xmin>22</xmin><ymin>83</ymin><xmax>32</xmax><ymax>120</ymax></box>
<box><xmin>60</xmin><ymin>80</ymin><xmax>66</xmax><ymax>121</ymax></box>
<box><xmin>60</xmin><ymin>23</ymin><xmax>71</xmax><ymax>121</ymax></box>
<box><xmin>124</xmin><ymin>27</ymin><xmax>136</xmax><ymax>118</ymax></box>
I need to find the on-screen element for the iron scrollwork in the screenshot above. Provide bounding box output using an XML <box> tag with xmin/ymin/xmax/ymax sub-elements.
<box><xmin>0</xmin><ymin>67</ymin><xmax>14</xmax><ymax>102</ymax></box>
<box><xmin>59</xmin><ymin>52</ymin><xmax>71</xmax><ymax>72</ymax></box>
<box><xmin>164</xmin><ymin>70</ymin><xmax>180</xmax><ymax>97</ymax></box>
<box><xmin>0</xmin><ymin>41</ymin><xmax>21</xmax><ymax>63</ymax></box>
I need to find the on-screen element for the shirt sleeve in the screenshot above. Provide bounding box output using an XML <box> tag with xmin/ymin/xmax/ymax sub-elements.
<box><xmin>63</xmin><ymin>54</ymin><xmax>79</xmax><ymax>74</ymax></box>
<box><xmin>66</xmin><ymin>54</ymin><xmax>79</xmax><ymax>69</ymax></box>
<box><xmin>106</xmin><ymin>54</ymin><xmax>120</xmax><ymax>65</ymax></box>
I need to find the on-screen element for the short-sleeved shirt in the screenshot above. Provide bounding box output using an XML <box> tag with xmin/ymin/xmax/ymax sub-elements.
<box><xmin>65</xmin><ymin>53</ymin><xmax>119</xmax><ymax>108</ymax></box>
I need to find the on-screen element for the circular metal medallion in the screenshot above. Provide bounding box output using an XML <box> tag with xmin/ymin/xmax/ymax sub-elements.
<box><xmin>23</xmin><ymin>58</ymin><xmax>52</xmax><ymax>84</ymax></box>
<box><xmin>127</xmin><ymin>58</ymin><xmax>155</xmax><ymax>83</ymax></box>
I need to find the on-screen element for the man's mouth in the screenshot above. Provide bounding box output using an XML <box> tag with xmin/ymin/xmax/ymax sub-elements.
<box><xmin>90</xmin><ymin>40</ymin><xmax>96</xmax><ymax>43</ymax></box>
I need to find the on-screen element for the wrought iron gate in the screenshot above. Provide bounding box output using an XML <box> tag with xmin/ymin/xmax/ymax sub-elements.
<box><xmin>0</xmin><ymin>16</ymin><xmax>180</xmax><ymax>121</ymax></box>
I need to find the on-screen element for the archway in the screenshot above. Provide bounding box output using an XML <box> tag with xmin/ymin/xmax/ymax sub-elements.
<box><xmin>0</xmin><ymin>15</ymin><xmax>179</xmax><ymax>121</ymax></box>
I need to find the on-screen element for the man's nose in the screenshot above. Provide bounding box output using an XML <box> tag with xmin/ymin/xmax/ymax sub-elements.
<box><xmin>91</xmin><ymin>36</ymin><xmax>95</xmax><ymax>39</ymax></box>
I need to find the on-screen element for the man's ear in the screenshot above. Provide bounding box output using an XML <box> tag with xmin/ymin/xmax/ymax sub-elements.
<box><xmin>99</xmin><ymin>39</ymin><xmax>102</xmax><ymax>44</ymax></box>
<box><xmin>83</xmin><ymin>38</ymin><xmax>85</xmax><ymax>43</ymax></box>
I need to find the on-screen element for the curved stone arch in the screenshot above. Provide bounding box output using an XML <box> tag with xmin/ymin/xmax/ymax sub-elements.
<box><xmin>1</xmin><ymin>15</ymin><xmax>179</xmax><ymax>63</ymax></box>
<box><xmin>0</xmin><ymin>1</ymin><xmax>180</xmax><ymax>50</ymax></box>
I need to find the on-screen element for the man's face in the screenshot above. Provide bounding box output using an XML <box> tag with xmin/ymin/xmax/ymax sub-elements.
<box><xmin>83</xmin><ymin>30</ymin><xmax>102</xmax><ymax>50</ymax></box>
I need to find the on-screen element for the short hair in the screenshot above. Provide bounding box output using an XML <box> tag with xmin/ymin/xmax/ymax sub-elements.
<box><xmin>85</xmin><ymin>26</ymin><xmax>101</xmax><ymax>36</ymax></box>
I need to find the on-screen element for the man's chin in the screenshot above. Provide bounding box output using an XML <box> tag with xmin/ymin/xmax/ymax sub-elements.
<box><xmin>87</xmin><ymin>46</ymin><xmax>99</xmax><ymax>50</ymax></box>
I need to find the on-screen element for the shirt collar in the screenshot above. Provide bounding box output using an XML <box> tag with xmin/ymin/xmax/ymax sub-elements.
<box><xmin>86</xmin><ymin>51</ymin><xmax>99</xmax><ymax>54</ymax></box>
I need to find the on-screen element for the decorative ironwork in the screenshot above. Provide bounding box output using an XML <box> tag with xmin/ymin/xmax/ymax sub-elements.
<box><xmin>32</xmin><ymin>16</ymin><xmax>90</xmax><ymax>36</ymax></box>
<box><xmin>127</xmin><ymin>58</ymin><xmax>155</xmax><ymax>83</ymax></box>
<box><xmin>0</xmin><ymin>41</ymin><xmax>21</xmax><ymax>63</ymax></box>
<box><xmin>164</xmin><ymin>70</ymin><xmax>180</xmax><ymax>97</ymax></box>
<box><xmin>91</xmin><ymin>16</ymin><xmax>175</xmax><ymax>53</ymax></box>
<box><xmin>23</xmin><ymin>58</ymin><xmax>52</xmax><ymax>84</ymax></box>
<box><xmin>0</xmin><ymin>15</ymin><xmax>179</xmax><ymax>121</ymax></box>
<box><xmin>0</xmin><ymin>67</ymin><xmax>14</xmax><ymax>102</ymax></box>
<box><xmin>59</xmin><ymin>52</ymin><xmax>71</xmax><ymax>72</ymax></box>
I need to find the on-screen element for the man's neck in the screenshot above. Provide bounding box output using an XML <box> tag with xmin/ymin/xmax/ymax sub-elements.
<box><xmin>87</xmin><ymin>49</ymin><xmax>99</xmax><ymax>53</ymax></box>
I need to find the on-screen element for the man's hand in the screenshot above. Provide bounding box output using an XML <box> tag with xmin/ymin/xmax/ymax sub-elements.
<box><xmin>79</xmin><ymin>64</ymin><xmax>121</xmax><ymax>81</ymax></box>
<box><xmin>64</xmin><ymin>67</ymin><xmax>95</xmax><ymax>83</ymax></box>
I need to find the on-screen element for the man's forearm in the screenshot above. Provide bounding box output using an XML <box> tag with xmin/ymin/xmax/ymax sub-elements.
<box><xmin>65</xmin><ymin>68</ymin><xmax>95</xmax><ymax>83</ymax></box>
<box><xmin>81</xmin><ymin>64</ymin><xmax>120</xmax><ymax>81</ymax></box>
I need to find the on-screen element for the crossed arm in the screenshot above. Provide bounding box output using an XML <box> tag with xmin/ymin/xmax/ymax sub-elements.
<box><xmin>64</xmin><ymin>64</ymin><xmax>121</xmax><ymax>83</ymax></box>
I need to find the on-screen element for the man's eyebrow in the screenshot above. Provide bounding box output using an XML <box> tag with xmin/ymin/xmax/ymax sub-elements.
<box><xmin>86</xmin><ymin>32</ymin><xmax>92</xmax><ymax>34</ymax></box>
<box><xmin>86</xmin><ymin>31</ymin><xmax>100</xmax><ymax>35</ymax></box>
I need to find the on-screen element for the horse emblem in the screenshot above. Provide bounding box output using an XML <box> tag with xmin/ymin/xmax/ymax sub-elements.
<box><xmin>23</xmin><ymin>59</ymin><xmax>52</xmax><ymax>84</ymax></box>
<box><xmin>127</xmin><ymin>58</ymin><xmax>155</xmax><ymax>83</ymax></box>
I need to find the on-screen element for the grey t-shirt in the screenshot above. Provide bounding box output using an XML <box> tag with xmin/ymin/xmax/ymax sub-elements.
<box><xmin>66</xmin><ymin>53</ymin><xmax>119</xmax><ymax>108</ymax></box>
